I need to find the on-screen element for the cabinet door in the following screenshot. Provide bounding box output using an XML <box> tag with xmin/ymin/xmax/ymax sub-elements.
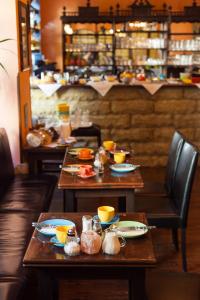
<box><xmin>16</xmin><ymin>0</ymin><xmax>32</xmax><ymax>149</ymax></box>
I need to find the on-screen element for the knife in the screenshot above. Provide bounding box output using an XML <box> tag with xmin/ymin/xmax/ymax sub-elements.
<box><xmin>112</xmin><ymin>225</ymin><xmax>156</xmax><ymax>232</ymax></box>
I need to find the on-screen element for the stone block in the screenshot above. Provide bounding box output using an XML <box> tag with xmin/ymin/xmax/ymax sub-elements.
<box><xmin>78</xmin><ymin>101</ymin><xmax>110</xmax><ymax>115</ymax></box>
<box><xmin>183</xmin><ymin>86</ymin><xmax>200</xmax><ymax>99</ymax></box>
<box><xmin>90</xmin><ymin>115</ymin><xmax>130</xmax><ymax>129</ymax></box>
<box><xmin>155</xmin><ymin>100</ymin><xmax>196</xmax><ymax>113</ymax></box>
<box><xmin>111</xmin><ymin>128</ymin><xmax>153</xmax><ymax>142</ymax></box>
<box><xmin>131</xmin><ymin>114</ymin><xmax>172</xmax><ymax>127</ymax></box>
<box><xmin>194</xmin><ymin>129</ymin><xmax>200</xmax><ymax>141</ymax></box>
<box><xmin>131</xmin><ymin>142</ymin><xmax>169</xmax><ymax>155</ymax></box>
<box><xmin>106</xmin><ymin>86</ymin><xmax>151</xmax><ymax>100</ymax></box>
<box><xmin>196</xmin><ymin>100</ymin><xmax>200</xmax><ymax>112</ymax></box>
<box><xmin>154</xmin><ymin>87</ymin><xmax>183</xmax><ymax>100</ymax></box>
<box><xmin>174</xmin><ymin>114</ymin><xmax>200</xmax><ymax>128</ymax></box>
<box><xmin>134</xmin><ymin>155</ymin><xmax>167</xmax><ymax>167</ymax></box>
<box><xmin>153</xmin><ymin>128</ymin><xmax>175</xmax><ymax>142</ymax></box>
<box><xmin>111</xmin><ymin>100</ymin><xmax>154</xmax><ymax>114</ymax></box>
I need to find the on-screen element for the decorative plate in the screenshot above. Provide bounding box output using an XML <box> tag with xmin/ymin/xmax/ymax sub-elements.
<box><xmin>110</xmin><ymin>163</ymin><xmax>138</xmax><ymax>173</ymax></box>
<box><xmin>78</xmin><ymin>155</ymin><xmax>94</xmax><ymax>161</ymax></box>
<box><xmin>113</xmin><ymin>220</ymin><xmax>148</xmax><ymax>238</ymax></box>
<box><xmin>36</xmin><ymin>219</ymin><xmax>75</xmax><ymax>236</ymax></box>
<box><xmin>77</xmin><ymin>171</ymin><xmax>96</xmax><ymax>179</ymax></box>
<box><xmin>62</xmin><ymin>164</ymin><xmax>82</xmax><ymax>173</ymax></box>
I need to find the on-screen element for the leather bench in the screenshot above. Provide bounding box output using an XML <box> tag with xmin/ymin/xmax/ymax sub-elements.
<box><xmin>0</xmin><ymin>128</ymin><xmax>57</xmax><ymax>300</ymax></box>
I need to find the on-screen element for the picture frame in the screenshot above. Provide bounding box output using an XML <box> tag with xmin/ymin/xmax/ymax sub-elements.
<box><xmin>18</xmin><ymin>1</ymin><xmax>30</xmax><ymax>70</ymax></box>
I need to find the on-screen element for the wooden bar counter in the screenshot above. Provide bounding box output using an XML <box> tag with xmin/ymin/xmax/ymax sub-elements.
<box><xmin>31</xmin><ymin>83</ymin><xmax>200</xmax><ymax>167</ymax></box>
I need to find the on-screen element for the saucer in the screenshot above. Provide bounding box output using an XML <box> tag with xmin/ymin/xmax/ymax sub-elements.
<box><xmin>50</xmin><ymin>236</ymin><xmax>64</xmax><ymax>247</ymax></box>
<box><xmin>68</xmin><ymin>148</ymin><xmax>94</xmax><ymax>156</ymax></box>
<box><xmin>36</xmin><ymin>219</ymin><xmax>75</xmax><ymax>236</ymax></box>
<box><xmin>77</xmin><ymin>171</ymin><xmax>96</xmax><ymax>179</ymax></box>
<box><xmin>94</xmin><ymin>214</ymin><xmax>120</xmax><ymax>227</ymax></box>
<box><xmin>78</xmin><ymin>155</ymin><xmax>94</xmax><ymax>160</ymax></box>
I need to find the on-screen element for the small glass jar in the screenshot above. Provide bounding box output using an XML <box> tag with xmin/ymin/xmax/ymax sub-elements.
<box><xmin>92</xmin><ymin>215</ymin><xmax>102</xmax><ymax>236</ymax></box>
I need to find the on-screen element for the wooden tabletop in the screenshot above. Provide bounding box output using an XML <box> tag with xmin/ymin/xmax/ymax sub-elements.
<box><xmin>23</xmin><ymin>212</ymin><xmax>156</xmax><ymax>267</ymax></box>
<box><xmin>58</xmin><ymin>151</ymin><xmax>144</xmax><ymax>190</ymax></box>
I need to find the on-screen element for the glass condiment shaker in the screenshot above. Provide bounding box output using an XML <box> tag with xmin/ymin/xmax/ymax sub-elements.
<box><xmin>92</xmin><ymin>215</ymin><xmax>102</xmax><ymax>236</ymax></box>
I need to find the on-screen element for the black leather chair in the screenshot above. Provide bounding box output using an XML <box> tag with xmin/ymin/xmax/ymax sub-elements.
<box><xmin>135</xmin><ymin>140</ymin><xmax>199</xmax><ymax>272</ymax></box>
<box><xmin>0</xmin><ymin>128</ymin><xmax>57</xmax><ymax>300</ymax></box>
<box><xmin>136</xmin><ymin>130</ymin><xmax>185</xmax><ymax>197</ymax></box>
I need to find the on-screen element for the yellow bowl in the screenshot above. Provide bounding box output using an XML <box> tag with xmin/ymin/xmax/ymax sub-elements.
<box><xmin>55</xmin><ymin>225</ymin><xmax>73</xmax><ymax>244</ymax></box>
<box><xmin>98</xmin><ymin>206</ymin><xmax>115</xmax><ymax>223</ymax></box>
<box><xmin>114</xmin><ymin>152</ymin><xmax>126</xmax><ymax>164</ymax></box>
<box><xmin>103</xmin><ymin>141</ymin><xmax>115</xmax><ymax>151</ymax></box>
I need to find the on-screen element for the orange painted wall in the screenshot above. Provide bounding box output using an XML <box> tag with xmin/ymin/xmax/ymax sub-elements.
<box><xmin>40</xmin><ymin>0</ymin><xmax>196</xmax><ymax>70</ymax></box>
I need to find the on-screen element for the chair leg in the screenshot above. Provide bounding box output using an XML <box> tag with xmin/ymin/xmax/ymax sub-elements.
<box><xmin>181</xmin><ymin>227</ymin><xmax>187</xmax><ymax>272</ymax></box>
<box><xmin>172</xmin><ymin>228</ymin><xmax>179</xmax><ymax>251</ymax></box>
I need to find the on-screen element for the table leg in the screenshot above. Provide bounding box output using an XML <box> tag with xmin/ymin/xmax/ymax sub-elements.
<box><xmin>118</xmin><ymin>197</ymin><xmax>126</xmax><ymax>212</ymax></box>
<box><xmin>63</xmin><ymin>190</ymin><xmax>77</xmax><ymax>212</ymax></box>
<box><xmin>129</xmin><ymin>269</ymin><xmax>147</xmax><ymax>300</ymax></box>
<box><xmin>126</xmin><ymin>190</ymin><xmax>135</xmax><ymax>212</ymax></box>
<box><xmin>38</xmin><ymin>269</ymin><xmax>59</xmax><ymax>300</ymax></box>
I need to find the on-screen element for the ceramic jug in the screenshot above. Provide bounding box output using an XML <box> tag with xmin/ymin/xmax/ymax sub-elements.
<box><xmin>102</xmin><ymin>229</ymin><xmax>126</xmax><ymax>255</ymax></box>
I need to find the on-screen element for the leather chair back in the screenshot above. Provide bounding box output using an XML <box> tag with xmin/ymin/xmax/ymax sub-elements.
<box><xmin>0</xmin><ymin>128</ymin><xmax>15</xmax><ymax>196</ymax></box>
<box><xmin>172</xmin><ymin>140</ymin><xmax>198</xmax><ymax>227</ymax></box>
<box><xmin>165</xmin><ymin>131</ymin><xmax>184</xmax><ymax>196</ymax></box>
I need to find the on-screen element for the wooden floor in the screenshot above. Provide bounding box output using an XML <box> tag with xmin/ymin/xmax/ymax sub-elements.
<box><xmin>50</xmin><ymin>167</ymin><xmax>200</xmax><ymax>299</ymax></box>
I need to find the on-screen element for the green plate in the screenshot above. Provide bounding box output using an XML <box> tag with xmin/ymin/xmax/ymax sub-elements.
<box><xmin>114</xmin><ymin>220</ymin><xmax>148</xmax><ymax>238</ymax></box>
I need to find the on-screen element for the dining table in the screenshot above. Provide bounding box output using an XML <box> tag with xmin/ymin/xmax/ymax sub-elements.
<box><xmin>23</xmin><ymin>212</ymin><xmax>157</xmax><ymax>300</ymax></box>
<box><xmin>58</xmin><ymin>148</ymin><xmax>144</xmax><ymax>212</ymax></box>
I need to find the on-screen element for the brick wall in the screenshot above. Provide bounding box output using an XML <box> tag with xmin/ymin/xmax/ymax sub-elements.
<box><xmin>31</xmin><ymin>85</ymin><xmax>200</xmax><ymax>166</ymax></box>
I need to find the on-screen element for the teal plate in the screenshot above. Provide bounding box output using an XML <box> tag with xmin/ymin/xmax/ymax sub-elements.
<box><xmin>94</xmin><ymin>215</ymin><xmax>120</xmax><ymax>227</ymax></box>
<box><xmin>110</xmin><ymin>163</ymin><xmax>137</xmax><ymax>173</ymax></box>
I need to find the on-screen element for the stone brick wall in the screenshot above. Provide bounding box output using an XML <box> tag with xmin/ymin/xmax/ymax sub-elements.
<box><xmin>31</xmin><ymin>85</ymin><xmax>200</xmax><ymax>167</ymax></box>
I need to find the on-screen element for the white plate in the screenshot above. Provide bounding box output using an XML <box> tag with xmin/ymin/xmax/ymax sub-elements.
<box><xmin>68</xmin><ymin>148</ymin><xmax>94</xmax><ymax>156</ymax></box>
<box><xmin>114</xmin><ymin>221</ymin><xmax>148</xmax><ymax>238</ymax></box>
<box><xmin>110</xmin><ymin>163</ymin><xmax>138</xmax><ymax>173</ymax></box>
<box><xmin>62</xmin><ymin>164</ymin><xmax>82</xmax><ymax>173</ymax></box>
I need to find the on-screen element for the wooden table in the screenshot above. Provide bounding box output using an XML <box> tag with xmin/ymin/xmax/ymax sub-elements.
<box><xmin>58</xmin><ymin>151</ymin><xmax>144</xmax><ymax>212</ymax></box>
<box><xmin>23</xmin><ymin>212</ymin><xmax>156</xmax><ymax>300</ymax></box>
<box><xmin>23</xmin><ymin>145</ymin><xmax>66</xmax><ymax>174</ymax></box>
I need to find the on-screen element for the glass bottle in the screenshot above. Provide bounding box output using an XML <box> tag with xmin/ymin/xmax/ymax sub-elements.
<box><xmin>92</xmin><ymin>215</ymin><xmax>102</xmax><ymax>236</ymax></box>
<box><xmin>82</xmin><ymin>215</ymin><xmax>93</xmax><ymax>232</ymax></box>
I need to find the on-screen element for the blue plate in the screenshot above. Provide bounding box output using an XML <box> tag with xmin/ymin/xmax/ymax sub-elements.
<box><xmin>50</xmin><ymin>236</ymin><xmax>64</xmax><ymax>247</ymax></box>
<box><xmin>110</xmin><ymin>163</ymin><xmax>138</xmax><ymax>173</ymax></box>
<box><xmin>37</xmin><ymin>219</ymin><xmax>75</xmax><ymax>236</ymax></box>
<box><xmin>94</xmin><ymin>215</ymin><xmax>120</xmax><ymax>226</ymax></box>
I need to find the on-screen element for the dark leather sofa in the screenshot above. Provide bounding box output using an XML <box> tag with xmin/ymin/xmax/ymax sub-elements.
<box><xmin>0</xmin><ymin>128</ymin><xmax>57</xmax><ymax>300</ymax></box>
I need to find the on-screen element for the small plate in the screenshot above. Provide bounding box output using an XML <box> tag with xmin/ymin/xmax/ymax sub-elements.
<box><xmin>50</xmin><ymin>236</ymin><xmax>64</xmax><ymax>247</ymax></box>
<box><xmin>109</xmin><ymin>150</ymin><xmax>130</xmax><ymax>155</ymax></box>
<box><xmin>62</xmin><ymin>164</ymin><xmax>82</xmax><ymax>173</ymax></box>
<box><xmin>36</xmin><ymin>219</ymin><xmax>75</xmax><ymax>236</ymax></box>
<box><xmin>114</xmin><ymin>221</ymin><xmax>148</xmax><ymax>238</ymax></box>
<box><xmin>77</xmin><ymin>171</ymin><xmax>96</xmax><ymax>179</ymax></box>
<box><xmin>78</xmin><ymin>155</ymin><xmax>94</xmax><ymax>161</ymax></box>
<box><xmin>94</xmin><ymin>214</ymin><xmax>120</xmax><ymax>226</ymax></box>
<box><xmin>110</xmin><ymin>163</ymin><xmax>138</xmax><ymax>173</ymax></box>
<box><xmin>68</xmin><ymin>148</ymin><xmax>94</xmax><ymax>156</ymax></box>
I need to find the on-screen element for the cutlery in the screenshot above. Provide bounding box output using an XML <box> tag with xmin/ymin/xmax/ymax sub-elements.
<box><xmin>32</xmin><ymin>222</ymin><xmax>57</xmax><ymax>229</ymax></box>
<box><xmin>111</xmin><ymin>225</ymin><xmax>156</xmax><ymax>232</ymax></box>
